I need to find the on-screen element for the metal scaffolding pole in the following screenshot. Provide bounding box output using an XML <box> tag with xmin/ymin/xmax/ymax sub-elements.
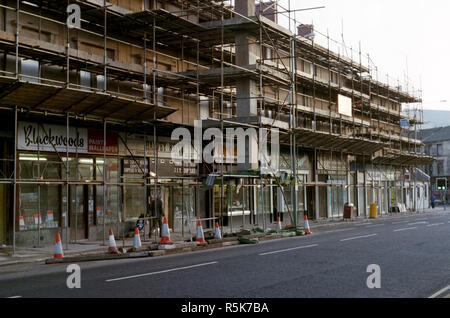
<box><xmin>103</xmin><ymin>119</ymin><xmax>107</xmax><ymax>245</ymax></box>
<box><xmin>65</xmin><ymin>113</ymin><xmax>69</xmax><ymax>249</ymax></box>
<box><xmin>12</xmin><ymin>106</ymin><xmax>17</xmax><ymax>255</ymax></box>
<box><xmin>37</xmin><ymin>123</ymin><xmax>41</xmax><ymax>247</ymax></box>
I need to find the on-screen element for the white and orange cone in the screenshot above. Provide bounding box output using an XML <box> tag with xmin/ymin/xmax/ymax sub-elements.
<box><xmin>133</xmin><ymin>227</ymin><xmax>142</xmax><ymax>249</ymax></box>
<box><xmin>108</xmin><ymin>228</ymin><xmax>120</xmax><ymax>254</ymax></box>
<box><xmin>214</xmin><ymin>222</ymin><xmax>222</xmax><ymax>239</ymax></box>
<box><xmin>276</xmin><ymin>216</ymin><xmax>282</xmax><ymax>231</ymax></box>
<box><xmin>158</xmin><ymin>217</ymin><xmax>174</xmax><ymax>245</ymax></box>
<box><xmin>196</xmin><ymin>220</ymin><xmax>207</xmax><ymax>246</ymax></box>
<box><xmin>53</xmin><ymin>233</ymin><xmax>64</xmax><ymax>259</ymax></box>
<box><xmin>304</xmin><ymin>215</ymin><xmax>312</xmax><ymax>235</ymax></box>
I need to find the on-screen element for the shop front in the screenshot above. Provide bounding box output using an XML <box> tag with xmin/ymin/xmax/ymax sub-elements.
<box><xmin>118</xmin><ymin>133</ymin><xmax>199</xmax><ymax>237</ymax></box>
<box><xmin>15</xmin><ymin>121</ymin><xmax>119</xmax><ymax>245</ymax></box>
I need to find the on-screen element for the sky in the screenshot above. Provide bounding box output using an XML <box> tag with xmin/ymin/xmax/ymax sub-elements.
<box><xmin>274</xmin><ymin>0</ymin><xmax>450</xmax><ymax>111</ymax></box>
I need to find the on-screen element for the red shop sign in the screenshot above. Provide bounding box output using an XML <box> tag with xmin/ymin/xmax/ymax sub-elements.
<box><xmin>87</xmin><ymin>129</ymin><xmax>118</xmax><ymax>155</ymax></box>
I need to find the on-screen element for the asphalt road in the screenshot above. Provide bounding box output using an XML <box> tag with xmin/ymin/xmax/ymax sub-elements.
<box><xmin>0</xmin><ymin>212</ymin><xmax>449</xmax><ymax>299</ymax></box>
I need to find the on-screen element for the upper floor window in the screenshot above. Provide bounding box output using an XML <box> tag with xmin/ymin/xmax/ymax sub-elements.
<box><xmin>436</xmin><ymin>144</ymin><xmax>443</xmax><ymax>156</ymax></box>
<box><xmin>21</xmin><ymin>59</ymin><xmax>40</xmax><ymax>83</ymax></box>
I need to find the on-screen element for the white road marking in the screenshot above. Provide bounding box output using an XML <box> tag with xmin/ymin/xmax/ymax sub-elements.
<box><xmin>426</xmin><ymin>223</ymin><xmax>444</xmax><ymax>227</ymax></box>
<box><xmin>392</xmin><ymin>220</ymin><xmax>410</xmax><ymax>224</ymax></box>
<box><xmin>105</xmin><ymin>262</ymin><xmax>218</xmax><ymax>282</ymax></box>
<box><xmin>7</xmin><ymin>296</ymin><xmax>22</xmax><ymax>298</ymax></box>
<box><xmin>323</xmin><ymin>228</ymin><xmax>354</xmax><ymax>234</ymax></box>
<box><xmin>407</xmin><ymin>221</ymin><xmax>427</xmax><ymax>226</ymax></box>
<box><xmin>339</xmin><ymin>234</ymin><xmax>377</xmax><ymax>242</ymax></box>
<box><xmin>365</xmin><ymin>224</ymin><xmax>384</xmax><ymax>228</ymax></box>
<box><xmin>353</xmin><ymin>223</ymin><xmax>372</xmax><ymax>226</ymax></box>
<box><xmin>429</xmin><ymin>285</ymin><xmax>450</xmax><ymax>298</ymax></box>
<box><xmin>394</xmin><ymin>227</ymin><xmax>417</xmax><ymax>232</ymax></box>
<box><xmin>259</xmin><ymin>244</ymin><xmax>318</xmax><ymax>256</ymax></box>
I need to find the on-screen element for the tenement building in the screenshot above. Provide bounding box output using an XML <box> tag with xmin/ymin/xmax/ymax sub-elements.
<box><xmin>0</xmin><ymin>0</ymin><xmax>433</xmax><ymax>247</ymax></box>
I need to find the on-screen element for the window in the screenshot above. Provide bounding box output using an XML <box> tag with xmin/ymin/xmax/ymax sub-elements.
<box><xmin>97</xmin><ymin>75</ymin><xmax>105</xmax><ymax>90</ymax></box>
<box><xmin>18</xmin><ymin>154</ymin><xmax>61</xmax><ymax>231</ymax></box>
<box><xmin>436</xmin><ymin>144</ymin><xmax>443</xmax><ymax>156</ymax></box>
<box><xmin>21</xmin><ymin>59</ymin><xmax>40</xmax><ymax>83</ymax></box>
<box><xmin>436</xmin><ymin>160</ymin><xmax>444</xmax><ymax>175</ymax></box>
<box><xmin>80</xmin><ymin>70</ymin><xmax>91</xmax><ymax>89</ymax></box>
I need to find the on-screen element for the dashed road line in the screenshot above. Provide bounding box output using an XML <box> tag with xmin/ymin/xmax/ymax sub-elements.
<box><xmin>392</xmin><ymin>220</ymin><xmax>410</xmax><ymax>225</ymax></box>
<box><xmin>7</xmin><ymin>296</ymin><xmax>22</xmax><ymax>298</ymax></box>
<box><xmin>323</xmin><ymin>228</ymin><xmax>354</xmax><ymax>234</ymax></box>
<box><xmin>394</xmin><ymin>227</ymin><xmax>417</xmax><ymax>232</ymax></box>
<box><xmin>426</xmin><ymin>223</ymin><xmax>444</xmax><ymax>227</ymax></box>
<box><xmin>259</xmin><ymin>244</ymin><xmax>318</xmax><ymax>256</ymax></box>
<box><xmin>105</xmin><ymin>262</ymin><xmax>218</xmax><ymax>282</ymax></box>
<box><xmin>365</xmin><ymin>224</ymin><xmax>384</xmax><ymax>228</ymax></box>
<box><xmin>407</xmin><ymin>221</ymin><xmax>428</xmax><ymax>226</ymax></box>
<box><xmin>429</xmin><ymin>285</ymin><xmax>450</xmax><ymax>298</ymax></box>
<box><xmin>339</xmin><ymin>234</ymin><xmax>377</xmax><ymax>242</ymax></box>
<box><xmin>353</xmin><ymin>223</ymin><xmax>373</xmax><ymax>226</ymax></box>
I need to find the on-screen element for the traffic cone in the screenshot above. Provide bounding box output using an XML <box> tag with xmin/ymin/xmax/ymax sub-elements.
<box><xmin>304</xmin><ymin>215</ymin><xmax>312</xmax><ymax>235</ymax></box>
<box><xmin>158</xmin><ymin>217</ymin><xmax>174</xmax><ymax>245</ymax></box>
<box><xmin>108</xmin><ymin>228</ymin><xmax>120</xmax><ymax>254</ymax></box>
<box><xmin>133</xmin><ymin>227</ymin><xmax>142</xmax><ymax>249</ymax></box>
<box><xmin>53</xmin><ymin>233</ymin><xmax>64</xmax><ymax>258</ymax></box>
<box><xmin>214</xmin><ymin>222</ymin><xmax>222</xmax><ymax>239</ymax></box>
<box><xmin>196</xmin><ymin>220</ymin><xmax>207</xmax><ymax>245</ymax></box>
<box><xmin>276</xmin><ymin>216</ymin><xmax>282</xmax><ymax>231</ymax></box>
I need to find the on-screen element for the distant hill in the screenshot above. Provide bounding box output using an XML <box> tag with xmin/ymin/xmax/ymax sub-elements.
<box><xmin>422</xmin><ymin>110</ymin><xmax>450</xmax><ymax>129</ymax></box>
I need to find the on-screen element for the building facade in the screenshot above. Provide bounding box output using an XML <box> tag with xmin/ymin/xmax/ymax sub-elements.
<box><xmin>423</xmin><ymin>126</ymin><xmax>450</xmax><ymax>203</ymax></box>
<box><xmin>0</xmin><ymin>0</ymin><xmax>432</xmax><ymax>248</ymax></box>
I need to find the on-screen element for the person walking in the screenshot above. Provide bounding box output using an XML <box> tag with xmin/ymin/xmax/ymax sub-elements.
<box><xmin>431</xmin><ymin>195</ymin><xmax>435</xmax><ymax>209</ymax></box>
<box><xmin>149</xmin><ymin>194</ymin><xmax>163</xmax><ymax>238</ymax></box>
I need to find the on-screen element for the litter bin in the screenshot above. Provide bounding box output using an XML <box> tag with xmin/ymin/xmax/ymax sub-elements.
<box><xmin>370</xmin><ymin>203</ymin><xmax>378</xmax><ymax>219</ymax></box>
<box><xmin>344</xmin><ymin>203</ymin><xmax>354</xmax><ymax>219</ymax></box>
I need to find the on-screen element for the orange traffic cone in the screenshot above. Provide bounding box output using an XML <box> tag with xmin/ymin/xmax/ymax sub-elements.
<box><xmin>196</xmin><ymin>220</ymin><xmax>207</xmax><ymax>246</ymax></box>
<box><xmin>304</xmin><ymin>215</ymin><xmax>312</xmax><ymax>235</ymax></box>
<box><xmin>133</xmin><ymin>227</ymin><xmax>142</xmax><ymax>249</ymax></box>
<box><xmin>276</xmin><ymin>216</ymin><xmax>282</xmax><ymax>231</ymax></box>
<box><xmin>53</xmin><ymin>233</ymin><xmax>64</xmax><ymax>258</ymax></box>
<box><xmin>108</xmin><ymin>228</ymin><xmax>120</xmax><ymax>254</ymax></box>
<box><xmin>214</xmin><ymin>222</ymin><xmax>222</xmax><ymax>239</ymax></box>
<box><xmin>158</xmin><ymin>217</ymin><xmax>174</xmax><ymax>245</ymax></box>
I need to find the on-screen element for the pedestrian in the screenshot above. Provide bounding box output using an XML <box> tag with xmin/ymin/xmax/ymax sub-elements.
<box><xmin>431</xmin><ymin>195</ymin><xmax>435</xmax><ymax>209</ymax></box>
<box><xmin>149</xmin><ymin>194</ymin><xmax>163</xmax><ymax>238</ymax></box>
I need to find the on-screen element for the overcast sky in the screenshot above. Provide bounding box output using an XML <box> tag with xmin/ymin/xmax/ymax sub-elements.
<box><xmin>274</xmin><ymin>0</ymin><xmax>450</xmax><ymax>111</ymax></box>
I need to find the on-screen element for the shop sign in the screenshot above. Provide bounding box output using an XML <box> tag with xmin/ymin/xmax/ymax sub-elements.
<box><xmin>118</xmin><ymin>133</ymin><xmax>174</xmax><ymax>158</ymax></box>
<box><xmin>18</xmin><ymin>122</ymin><xmax>118</xmax><ymax>155</ymax></box>
<box><xmin>123</xmin><ymin>158</ymin><xmax>198</xmax><ymax>177</ymax></box>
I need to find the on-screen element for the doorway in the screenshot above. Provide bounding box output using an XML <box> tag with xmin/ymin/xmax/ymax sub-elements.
<box><xmin>70</xmin><ymin>184</ymin><xmax>93</xmax><ymax>240</ymax></box>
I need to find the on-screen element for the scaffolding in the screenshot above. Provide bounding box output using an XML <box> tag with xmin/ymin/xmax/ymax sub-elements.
<box><xmin>0</xmin><ymin>0</ymin><xmax>434</xmax><ymax>253</ymax></box>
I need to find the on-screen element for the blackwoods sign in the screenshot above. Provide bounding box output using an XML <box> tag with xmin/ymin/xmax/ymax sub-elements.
<box><xmin>18</xmin><ymin>122</ymin><xmax>118</xmax><ymax>154</ymax></box>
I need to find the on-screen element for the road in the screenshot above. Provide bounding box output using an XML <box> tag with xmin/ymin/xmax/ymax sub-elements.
<box><xmin>0</xmin><ymin>212</ymin><xmax>449</xmax><ymax>299</ymax></box>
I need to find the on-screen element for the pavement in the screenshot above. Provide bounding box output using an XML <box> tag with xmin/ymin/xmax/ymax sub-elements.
<box><xmin>0</xmin><ymin>206</ymin><xmax>447</xmax><ymax>267</ymax></box>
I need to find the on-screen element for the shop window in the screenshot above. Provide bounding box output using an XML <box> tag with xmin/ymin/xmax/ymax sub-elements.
<box><xmin>18</xmin><ymin>153</ymin><xmax>62</xmax><ymax>231</ymax></box>
<box><xmin>95</xmin><ymin>158</ymin><xmax>119</xmax><ymax>225</ymax></box>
